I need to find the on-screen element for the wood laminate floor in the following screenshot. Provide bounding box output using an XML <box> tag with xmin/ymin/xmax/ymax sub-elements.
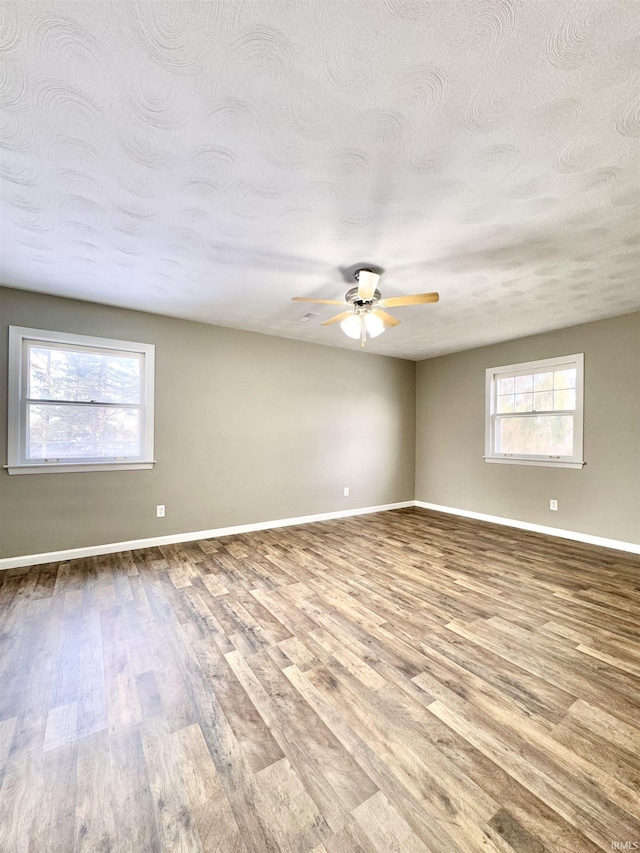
<box><xmin>0</xmin><ymin>507</ymin><xmax>639</xmax><ymax>852</ymax></box>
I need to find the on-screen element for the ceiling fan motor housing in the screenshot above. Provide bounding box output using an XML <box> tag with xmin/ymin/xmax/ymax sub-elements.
<box><xmin>345</xmin><ymin>285</ymin><xmax>382</xmax><ymax>307</ymax></box>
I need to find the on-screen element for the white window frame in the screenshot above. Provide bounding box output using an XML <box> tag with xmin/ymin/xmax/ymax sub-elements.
<box><xmin>485</xmin><ymin>353</ymin><xmax>585</xmax><ymax>469</ymax></box>
<box><xmin>6</xmin><ymin>326</ymin><xmax>155</xmax><ymax>475</ymax></box>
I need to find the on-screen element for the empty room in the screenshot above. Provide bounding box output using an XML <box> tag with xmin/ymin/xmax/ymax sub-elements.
<box><xmin>1</xmin><ymin>1</ymin><xmax>639</xmax><ymax>851</ymax></box>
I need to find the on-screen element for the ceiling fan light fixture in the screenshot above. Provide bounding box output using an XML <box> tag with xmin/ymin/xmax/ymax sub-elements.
<box><xmin>340</xmin><ymin>310</ymin><xmax>386</xmax><ymax>343</ymax></box>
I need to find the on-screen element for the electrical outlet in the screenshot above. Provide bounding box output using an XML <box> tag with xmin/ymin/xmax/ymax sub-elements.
<box><xmin>343</xmin><ymin>487</ymin><xmax>349</xmax><ymax>497</ymax></box>
<box><xmin>549</xmin><ymin>499</ymin><xmax>558</xmax><ymax>511</ymax></box>
<box><xmin>156</xmin><ymin>505</ymin><xmax>165</xmax><ymax>518</ymax></box>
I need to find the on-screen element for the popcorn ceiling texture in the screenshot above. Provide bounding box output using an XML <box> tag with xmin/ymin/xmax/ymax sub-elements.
<box><xmin>0</xmin><ymin>0</ymin><xmax>638</xmax><ymax>359</ymax></box>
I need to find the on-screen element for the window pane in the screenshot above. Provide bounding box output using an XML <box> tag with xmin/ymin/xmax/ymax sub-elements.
<box><xmin>515</xmin><ymin>374</ymin><xmax>533</xmax><ymax>393</ymax></box>
<box><xmin>554</xmin><ymin>389</ymin><xmax>576</xmax><ymax>410</ymax></box>
<box><xmin>534</xmin><ymin>372</ymin><xmax>553</xmax><ymax>391</ymax></box>
<box><xmin>28</xmin><ymin>346</ymin><xmax>141</xmax><ymax>404</ymax></box>
<box><xmin>497</xmin><ymin>415</ymin><xmax>574</xmax><ymax>456</ymax></box>
<box><xmin>554</xmin><ymin>368</ymin><xmax>575</xmax><ymax>390</ymax></box>
<box><xmin>497</xmin><ymin>376</ymin><xmax>514</xmax><ymax>395</ymax></box>
<box><xmin>27</xmin><ymin>404</ymin><xmax>141</xmax><ymax>459</ymax></box>
<box><xmin>514</xmin><ymin>393</ymin><xmax>533</xmax><ymax>412</ymax></box>
<box><xmin>497</xmin><ymin>394</ymin><xmax>515</xmax><ymax>413</ymax></box>
<box><xmin>533</xmin><ymin>391</ymin><xmax>553</xmax><ymax>411</ymax></box>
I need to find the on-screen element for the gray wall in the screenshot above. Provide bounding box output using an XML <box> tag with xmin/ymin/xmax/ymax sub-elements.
<box><xmin>416</xmin><ymin>312</ymin><xmax>640</xmax><ymax>545</ymax></box>
<box><xmin>3</xmin><ymin>286</ymin><xmax>638</xmax><ymax>559</ymax></box>
<box><xmin>0</xmin><ymin>287</ymin><xmax>416</xmax><ymax>559</ymax></box>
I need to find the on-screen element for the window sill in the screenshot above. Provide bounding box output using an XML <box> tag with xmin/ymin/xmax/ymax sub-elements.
<box><xmin>484</xmin><ymin>457</ymin><xmax>585</xmax><ymax>470</ymax></box>
<box><xmin>4</xmin><ymin>461</ymin><xmax>156</xmax><ymax>475</ymax></box>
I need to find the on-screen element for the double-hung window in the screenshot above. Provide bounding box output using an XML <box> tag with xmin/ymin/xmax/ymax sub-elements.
<box><xmin>7</xmin><ymin>326</ymin><xmax>155</xmax><ymax>474</ymax></box>
<box><xmin>485</xmin><ymin>353</ymin><xmax>584</xmax><ymax>469</ymax></box>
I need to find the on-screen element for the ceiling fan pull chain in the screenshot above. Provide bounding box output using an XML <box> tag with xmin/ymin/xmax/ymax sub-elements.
<box><xmin>361</xmin><ymin>314</ymin><xmax>366</xmax><ymax>348</ymax></box>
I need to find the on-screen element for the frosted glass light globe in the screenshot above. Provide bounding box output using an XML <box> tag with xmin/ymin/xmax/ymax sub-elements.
<box><xmin>365</xmin><ymin>313</ymin><xmax>385</xmax><ymax>338</ymax></box>
<box><xmin>340</xmin><ymin>313</ymin><xmax>362</xmax><ymax>339</ymax></box>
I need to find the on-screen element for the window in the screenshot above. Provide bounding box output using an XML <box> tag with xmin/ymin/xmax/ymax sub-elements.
<box><xmin>7</xmin><ymin>327</ymin><xmax>155</xmax><ymax>474</ymax></box>
<box><xmin>485</xmin><ymin>353</ymin><xmax>584</xmax><ymax>469</ymax></box>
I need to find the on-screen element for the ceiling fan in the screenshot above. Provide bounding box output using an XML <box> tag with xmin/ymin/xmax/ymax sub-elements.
<box><xmin>292</xmin><ymin>269</ymin><xmax>439</xmax><ymax>347</ymax></box>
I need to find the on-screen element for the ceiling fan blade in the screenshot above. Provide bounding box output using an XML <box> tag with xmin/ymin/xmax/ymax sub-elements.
<box><xmin>292</xmin><ymin>297</ymin><xmax>345</xmax><ymax>305</ymax></box>
<box><xmin>380</xmin><ymin>292</ymin><xmax>439</xmax><ymax>307</ymax></box>
<box><xmin>321</xmin><ymin>311</ymin><xmax>354</xmax><ymax>326</ymax></box>
<box><xmin>357</xmin><ymin>270</ymin><xmax>379</xmax><ymax>300</ymax></box>
<box><xmin>372</xmin><ymin>309</ymin><xmax>401</xmax><ymax>328</ymax></box>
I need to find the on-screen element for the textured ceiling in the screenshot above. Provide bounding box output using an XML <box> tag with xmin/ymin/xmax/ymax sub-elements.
<box><xmin>1</xmin><ymin>1</ymin><xmax>639</xmax><ymax>360</ymax></box>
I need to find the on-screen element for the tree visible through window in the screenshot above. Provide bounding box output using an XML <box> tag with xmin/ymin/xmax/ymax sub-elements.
<box><xmin>485</xmin><ymin>354</ymin><xmax>584</xmax><ymax>469</ymax></box>
<box><xmin>7</xmin><ymin>327</ymin><xmax>155</xmax><ymax>474</ymax></box>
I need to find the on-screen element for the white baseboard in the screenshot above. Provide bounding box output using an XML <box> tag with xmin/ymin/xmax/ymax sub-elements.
<box><xmin>415</xmin><ymin>501</ymin><xmax>640</xmax><ymax>555</ymax></box>
<box><xmin>0</xmin><ymin>501</ymin><xmax>415</xmax><ymax>570</ymax></box>
<box><xmin>3</xmin><ymin>498</ymin><xmax>638</xmax><ymax>570</ymax></box>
